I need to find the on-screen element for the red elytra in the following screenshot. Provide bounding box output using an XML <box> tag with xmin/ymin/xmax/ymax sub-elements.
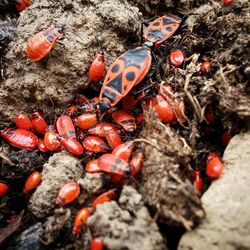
<box><xmin>16</xmin><ymin>0</ymin><xmax>31</xmax><ymax>12</ymax></box>
<box><xmin>90</xmin><ymin>237</ymin><xmax>104</xmax><ymax>250</ymax></box>
<box><xmin>59</xmin><ymin>137</ymin><xmax>84</xmax><ymax>156</ymax></box>
<box><xmin>89</xmin><ymin>49</ymin><xmax>105</xmax><ymax>82</ymax></box>
<box><xmin>23</xmin><ymin>172</ymin><xmax>42</xmax><ymax>193</ymax></box>
<box><xmin>30</xmin><ymin>111</ymin><xmax>48</xmax><ymax>134</ymax></box>
<box><xmin>92</xmin><ymin>189</ymin><xmax>117</xmax><ymax>210</ymax></box>
<box><xmin>147</xmin><ymin>94</ymin><xmax>176</xmax><ymax>123</ymax></box>
<box><xmin>77</xmin><ymin>113</ymin><xmax>98</xmax><ymax>130</ymax></box>
<box><xmin>106</xmin><ymin>130</ymin><xmax>122</xmax><ymax>149</ymax></box>
<box><xmin>82</xmin><ymin>136</ymin><xmax>109</xmax><ymax>153</ymax></box>
<box><xmin>222</xmin><ymin>131</ymin><xmax>232</xmax><ymax>146</ymax></box>
<box><xmin>223</xmin><ymin>0</ymin><xmax>233</xmax><ymax>5</ymax></box>
<box><xmin>169</xmin><ymin>49</ymin><xmax>184</xmax><ymax>67</ymax></box>
<box><xmin>37</xmin><ymin>139</ymin><xmax>49</xmax><ymax>153</ymax></box>
<box><xmin>201</xmin><ymin>61</ymin><xmax>211</xmax><ymax>73</ymax></box>
<box><xmin>130</xmin><ymin>151</ymin><xmax>144</xmax><ymax>177</ymax></box>
<box><xmin>1</xmin><ymin>128</ymin><xmax>38</xmax><ymax>150</ymax></box>
<box><xmin>14</xmin><ymin>114</ymin><xmax>33</xmax><ymax>130</ymax></box>
<box><xmin>122</xmin><ymin>95</ymin><xmax>139</xmax><ymax>110</ymax></box>
<box><xmin>0</xmin><ymin>182</ymin><xmax>9</xmax><ymax>197</ymax></box>
<box><xmin>55</xmin><ymin>181</ymin><xmax>80</xmax><ymax>207</ymax></box>
<box><xmin>206</xmin><ymin>155</ymin><xmax>223</xmax><ymax>178</ymax></box>
<box><xmin>98</xmin><ymin>154</ymin><xmax>130</xmax><ymax>176</ymax></box>
<box><xmin>136</xmin><ymin>113</ymin><xmax>144</xmax><ymax>124</ymax></box>
<box><xmin>25</xmin><ymin>26</ymin><xmax>62</xmax><ymax>61</ymax></box>
<box><xmin>44</xmin><ymin>126</ymin><xmax>61</xmax><ymax>151</ymax></box>
<box><xmin>56</xmin><ymin>115</ymin><xmax>76</xmax><ymax>139</ymax></box>
<box><xmin>64</xmin><ymin>105</ymin><xmax>79</xmax><ymax>117</ymax></box>
<box><xmin>112</xmin><ymin>110</ymin><xmax>137</xmax><ymax>133</ymax></box>
<box><xmin>204</xmin><ymin>105</ymin><xmax>215</xmax><ymax>123</ymax></box>
<box><xmin>112</xmin><ymin>141</ymin><xmax>135</xmax><ymax>161</ymax></box>
<box><xmin>85</xmin><ymin>159</ymin><xmax>101</xmax><ymax>173</ymax></box>
<box><xmin>193</xmin><ymin>170</ymin><xmax>203</xmax><ymax>193</ymax></box>
<box><xmin>72</xmin><ymin>207</ymin><xmax>91</xmax><ymax>235</ymax></box>
<box><xmin>88</xmin><ymin>123</ymin><xmax>117</xmax><ymax>137</ymax></box>
<box><xmin>207</xmin><ymin>152</ymin><xmax>219</xmax><ymax>162</ymax></box>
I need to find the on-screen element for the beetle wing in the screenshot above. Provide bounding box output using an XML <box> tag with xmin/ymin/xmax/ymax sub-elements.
<box><xmin>144</xmin><ymin>15</ymin><xmax>181</xmax><ymax>45</ymax></box>
<box><xmin>98</xmin><ymin>154</ymin><xmax>130</xmax><ymax>176</ymax></box>
<box><xmin>100</xmin><ymin>47</ymin><xmax>152</xmax><ymax>106</ymax></box>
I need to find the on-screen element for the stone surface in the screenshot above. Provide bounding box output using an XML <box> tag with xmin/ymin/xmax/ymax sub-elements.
<box><xmin>178</xmin><ymin>131</ymin><xmax>250</xmax><ymax>250</ymax></box>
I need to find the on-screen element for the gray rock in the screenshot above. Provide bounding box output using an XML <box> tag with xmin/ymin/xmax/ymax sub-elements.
<box><xmin>178</xmin><ymin>131</ymin><xmax>250</xmax><ymax>250</ymax></box>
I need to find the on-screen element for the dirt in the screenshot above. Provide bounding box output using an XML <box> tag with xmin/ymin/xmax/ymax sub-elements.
<box><xmin>139</xmin><ymin>111</ymin><xmax>205</xmax><ymax>230</ymax></box>
<box><xmin>0</xmin><ymin>0</ymin><xmax>141</xmax><ymax>122</ymax></box>
<box><xmin>29</xmin><ymin>152</ymin><xmax>82</xmax><ymax>218</ymax></box>
<box><xmin>0</xmin><ymin>0</ymin><xmax>250</xmax><ymax>249</ymax></box>
<box><xmin>87</xmin><ymin>186</ymin><xmax>167</xmax><ymax>250</ymax></box>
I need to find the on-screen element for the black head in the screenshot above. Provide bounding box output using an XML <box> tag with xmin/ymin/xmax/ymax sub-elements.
<box><xmin>98</xmin><ymin>100</ymin><xmax>111</xmax><ymax>112</ymax></box>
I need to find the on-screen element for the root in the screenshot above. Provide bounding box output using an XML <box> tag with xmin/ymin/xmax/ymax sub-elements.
<box><xmin>184</xmin><ymin>73</ymin><xmax>203</xmax><ymax>123</ymax></box>
<box><xmin>134</xmin><ymin>138</ymin><xmax>161</xmax><ymax>151</ymax></box>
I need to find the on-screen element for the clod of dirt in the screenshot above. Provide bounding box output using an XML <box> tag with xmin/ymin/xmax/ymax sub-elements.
<box><xmin>78</xmin><ymin>173</ymin><xmax>104</xmax><ymax>196</ymax></box>
<box><xmin>40</xmin><ymin>208</ymin><xmax>71</xmax><ymax>245</ymax></box>
<box><xmin>179</xmin><ymin>130</ymin><xmax>250</xmax><ymax>250</ymax></box>
<box><xmin>87</xmin><ymin>185</ymin><xmax>167</xmax><ymax>250</ymax></box>
<box><xmin>6</xmin><ymin>223</ymin><xmax>46</xmax><ymax>250</ymax></box>
<box><xmin>29</xmin><ymin>152</ymin><xmax>82</xmax><ymax>218</ymax></box>
<box><xmin>0</xmin><ymin>0</ymin><xmax>141</xmax><ymax>121</ymax></box>
<box><xmin>139</xmin><ymin>111</ymin><xmax>204</xmax><ymax>230</ymax></box>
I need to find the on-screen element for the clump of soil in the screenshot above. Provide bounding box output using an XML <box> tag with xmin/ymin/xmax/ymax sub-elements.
<box><xmin>139</xmin><ymin>111</ymin><xmax>205</xmax><ymax>230</ymax></box>
<box><xmin>87</xmin><ymin>186</ymin><xmax>167</xmax><ymax>250</ymax></box>
<box><xmin>29</xmin><ymin>152</ymin><xmax>82</xmax><ymax>218</ymax></box>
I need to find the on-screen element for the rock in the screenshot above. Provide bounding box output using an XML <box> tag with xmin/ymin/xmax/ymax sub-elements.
<box><xmin>178</xmin><ymin>131</ymin><xmax>250</xmax><ymax>250</ymax></box>
<box><xmin>29</xmin><ymin>152</ymin><xmax>82</xmax><ymax>218</ymax></box>
<box><xmin>0</xmin><ymin>0</ymin><xmax>141</xmax><ymax>121</ymax></box>
<box><xmin>87</xmin><ymin>186</ymin><xmax>167</xmax><ymax>250</ymax></box>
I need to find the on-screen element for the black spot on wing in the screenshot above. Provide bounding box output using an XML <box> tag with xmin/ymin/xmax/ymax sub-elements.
<box><xmin>111</xmin><ymin>64</ymin><xmax>120</xmax><ymax>73</ymax></box>
<box><xmin>162</xmin><ymin>17</ymin><xmax>178</xmax><ymax>26</ymax></box>
<box><xmin>147</xmin><ymin>29</ymin><xmax>165</xmax><ymax>41</ymax></box>
<box><xmin>166</xmin><ymin>26</ymin><xmax>173</xmax><ymax>32</ymax></box>
<box><xmin>106</xmin><ymin>73</ymin><xmax>123</xmax><ymax>94</ymax></box>
<box><xmin>126</xmin><ymin>72</ymin><xmax>135</xmax><ymax>81</ymax></box>
<box><xmin>121</xmin><ymin>48</ymin><xmax>149</xmax><ymax>69</ymax></box>
<box><xmin>152</xmin><ymin>21</ymin><xmax>160</xmax><ymax>26</ymax></box>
